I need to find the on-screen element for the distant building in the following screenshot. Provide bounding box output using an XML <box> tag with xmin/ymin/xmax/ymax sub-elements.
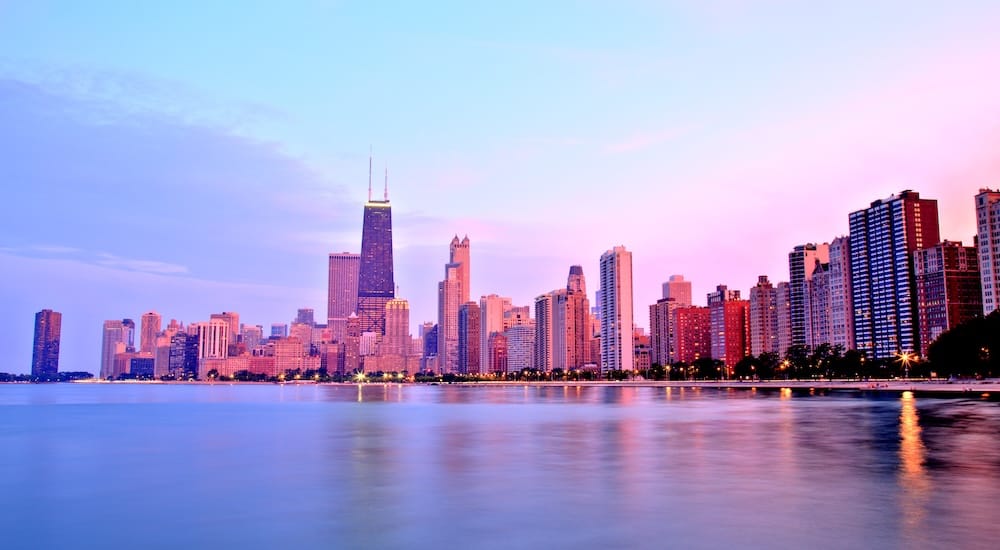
<box><xmin>130</xmin><ymin>354</ymin><xmax>155</xmax><ymax>379</ymax></box>
<box><xmin>915</xmin><ymin>241</ymin><xmax>982</xmax><ymax>356</ymax></box>
<box><xmin>457</xmin><ymin>302</ymin><xmax>481</xmax><ymax>374</ymax></box>
<box><xmin>975</xmin><ymin>189</ymin><xmax>1000</xmax><ymax>315</ymax></box>
<box><xmin>534</xmin><ymin>290</ymin><xmax>561</xmax><ymax>372</ymax></box>
<box><xmin>559</xmin><ymin>266</ymin><xmax>592</xmax><ymax>370</ymax></box>
<box><xmin>804</xmin><ymin>265</ymin><xmax>831</xmax><ymax>349</ymax></box>
<box><xmin>328</xmin><ymin>252</ymin><xmax>360</xmax><ymax>342</ymax></box>
<box><xmin>828</xmin><ymin>236</ymin><xmax>854</xmax><ymax>351</ymax></box>
<box><xmin>850</xmin><ymin>190</ymin><xmax>940</xmax><ymax>359</ymax></box>
<box><xmin>489</xmin><ymin>332</ymin><xmax>509</xmax><ymax>374</ymax></box>
<box><xmin>599</xmin><ymin>246</ymin><xmax>634</xmax><ymax>373</ymax></box>
<box><xmin>789</xmin><ymin>243</ymin><xmax>829</xmax><ymax>348</ymax></box>
<box><xmin>505</xmin><ymin>325</ymin><xmax>534</xmax><ymax>372</ymax></box>
<box><xmin>271</xmin><ymin>324</ymin><xmax>288</xmax><ymax>339</ymax></box>
<box><xmin>480</xmin><ymin>295</ymin><xmax>512</xmax><ymax>373</ymax></box>
<box><xmin>708</xmin><ymin>285</ymin><xmax>749</xmax><ymax>369</ymax></box>
<box><xmin>775</xmin><ymin>282</ymin><xmax>792</xmax><ymax>356</ymax></box>
<box><xmin>673</xmin><ymin>306</ymin><xmax>711</xmax><ymax>364</ymax></box>
<box><xmin>356</xmin><ymin>180</ymin><xmax>395</xmax><ymax>335</ymax></box>
<box><xmin>450</xmin><ymin>235</ymin><xmax>471</xmax><ymax>303</ymax></box>
<box><xmin>383</xmin><ymin>298</ymin><xmax>411</xmax><ymax>357</ymax></box>
<box><xmin>101</xmin><ymin>319</ymin><xmax>134</xmax><ymax>379</ymax></box>
<box><xmin>748</xmin><ymin>276</ymin><xmax>778</xmax><ymax>356</ymax></box>
<box><xmin>210</xmin><ymin>312</ymin><xmax>240</xmax><ymax>344</ymax></box>
<box><xmin>661</xmin><ymin>274</ymin><xmax>692</xmax><ymax>306</ymax></box>
<box><xmin>31</xmin><ymin>309</ymin><xmax>61</xmax><ymax>378</ymax></box>
<box><xmin>649</xmin><ymin>298</ymin><xmax>679</xmax><ymax>365</ymax></box>
<box><xmin>296</xmin><ymin>308</ymin><xmax>315</xmax><ymax>326</ymax></box>
<box><xmin>438</xmin><ymin>262</ymin><xmax>462</xmax><ymax>373</ymax></box>
<box><xmin>140</xmin><ymin>311</ymin><xmax>161</xmax><ymax>354</ymax></box>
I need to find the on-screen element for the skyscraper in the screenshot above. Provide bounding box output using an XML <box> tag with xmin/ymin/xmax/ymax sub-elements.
<box><xmin>788</xmin><ymin>243</ymin><xmax>829</xmax><ymax>348</ymax></box>
<box><xmin>480</xmin><ymin>294</ymin><xmax>512</xmax><ymax>373</ymax></box>
<box><xmin>449</xmin><ymin>235</ymin><xmax>471</xmax><ymax>303</ymax></box>
<box><xmin>661</xmin><ymin>275</ymin><xmax>692</xmax><ymax>306</ymax></box>
<box><xmin>708</xmin><ymin>285</ymin><xmax>749</xmax><ymax>369</ymax></box>
<box><xmin>804</xmin><ymin>267</ymin><xmax>831</xmax><ymax>348</ymax></box>
<box><xmin>457</xmin><ymin>302</ymin><xmax>481</xmax><ymax>374</ymax></box>
<box><xmin>328</xmin><ymin>252</ymin><xmax>360</xmax><ymax>341</ymax></box>
<box><xmin>357</xmin><ymin>166</ymin><xmax>394</xmax><ymax>336</ymax></box>
<box><xmin>649</xmin><ymin>298</ymin><xmax>679</xmax><ymax>365</ymax></box>
<box><xmin>748</xmin><ymin>276</ymin><xmax>778</xmax><ymax>356</ymax></box>
<box><xmin>140</xmin><ymin>311</ymin><xmax>161</xmax><ymax>354</ymax></box>
<box><xmin>673</xmin><ymin>306</ymin><xmax>711</xmax><ymax>364</ymax></box>
<box><xmin>101</xmin><ymin>319</ymin><xmax>134</xmax><ymax>380</ymax></box>
<box><xmin>560</xmin><ymin>266</ymin><xmax>591</xmax><ymax>370</ymax></box>
<box><xmin>850</xmin><ymin>190</ymin><xmax>940</xmax><ymax>359</ymax></box>
<box><xmin>828</xmin><ymin>236</ymin><xmax>854</xmax><ymax>351</ymax></box>
<box><xmin>296</xmin><ymin>308</ymin><xmax>315</xmax><ymax>326</ymax></box>
<box><xmin>31</xmin><ymin>309</ymin><xmax>61</xmax><ymax>378</ymax></box>
<box><xmin>534</xmin><ymin>290</ymin><xmax>560</xmax><ymax>372</ymax></box>
<box><xmin>975</xmin><ymin>189</ymin><xmax>1000</xmax><ymax>315</ymax></box>
<box><xmin>438</xmin><ymin>262</ymin><xmax>462</xmax><ymax>373</ymax></box>
<box><xmin>383</xmin><ymin>298</ymin><xmax>411</xmax><ymax>357</ymax></box>
<box><xmin>775</xmin><ymin>282</ymin><xmax>792</xmax><ymax>356</ymax></box>
<box><xmin>915</xmin><ymin>241</ymin><xmax>981</xmax><ymax>356</ymax></box>
<box><xmin>599</xmin><ymin>246</ymin><xmax>634</xmax><ymax>373</ymax></box>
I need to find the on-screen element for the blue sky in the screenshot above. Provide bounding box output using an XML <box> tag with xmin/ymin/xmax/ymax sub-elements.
<box><xmin>3</xmin><ymin>1</ymin><xmax>1000</xmax><ymax>372</ymax></box>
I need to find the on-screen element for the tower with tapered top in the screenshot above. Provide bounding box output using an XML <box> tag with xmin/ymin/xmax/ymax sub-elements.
<box><xmin>356</xmin><ymin>155</ymin><xmax>395</xmax><ymax>336</ymax></box>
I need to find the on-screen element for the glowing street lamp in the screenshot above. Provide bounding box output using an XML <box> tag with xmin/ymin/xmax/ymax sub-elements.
<box><xmin>897</xmin><ymin>352</ymin><xmax>915</xmax><ymax>379</ymax></box>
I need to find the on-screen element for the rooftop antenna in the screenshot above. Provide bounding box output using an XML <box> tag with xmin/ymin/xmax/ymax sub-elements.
<box><xmin>368</xmin><ymin>145</ymin><xmax>373</xmax><ymax>202</ymax></box>
<box><xmin>384</xmin><ymin>163</ymin><xmax>389</xmax><ymax>201</ymax></box>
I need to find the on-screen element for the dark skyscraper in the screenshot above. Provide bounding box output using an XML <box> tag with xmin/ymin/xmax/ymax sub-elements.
<box><xmin>357</xmin><ymin>163</ymin><xmax>395</xmax><ymax>336</ymax></box>
<box><xmin>31</xmin><ymin>309</ymin><xmax>62</xmax><ymax>378</ymax></box>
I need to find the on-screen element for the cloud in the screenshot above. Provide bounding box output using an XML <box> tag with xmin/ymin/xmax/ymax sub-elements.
<box><xmin>95</xmin><ymin>253</ymin><xmax>189</xmax><ymax>275</ymax></box>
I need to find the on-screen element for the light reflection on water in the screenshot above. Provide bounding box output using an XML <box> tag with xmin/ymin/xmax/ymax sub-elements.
<box><xmin>1</xmin><ymin>384</ymin><xmax>999</xmax><ymax>549</ymax></box>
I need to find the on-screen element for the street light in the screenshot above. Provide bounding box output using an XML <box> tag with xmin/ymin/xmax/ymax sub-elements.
<box><xmin>897</xmin><ymin>352</ymin><xmax>915</xmax><ymax>380</ymax></box>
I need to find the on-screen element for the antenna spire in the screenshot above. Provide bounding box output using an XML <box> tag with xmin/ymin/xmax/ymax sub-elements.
<box><xmin>368</xmin><ymin>146</ymin><xmax>373</xmax><ymax>202</ymax></box>
<box><xmin>384</xmin><ymin>163</ymin><xmax>389</xmax><ymax>201</ymax></box>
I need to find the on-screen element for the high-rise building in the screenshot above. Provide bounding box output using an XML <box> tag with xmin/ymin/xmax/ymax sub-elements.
<box><xmin>804</xmin><ymin>267</ymin><xmax>831</xmax><ymax>349</ymax></box>
<box><xmin>480</xmin><ymin>294</ymin><xmax>512</xmax><ymax>373</ymax></box>
<box><xmin>828</xmin><ymin>236</ymin><xmax>854</xmax><ymax>351</ymax></box>
<box><xmin>560</xmin><ymin>266</ymin><xmax>591</xmax><ymax>370</ymax></box>
<box><xmin>457</xmin><ymin>302</ymin><xmax>481</xmax><ymax>374</ymax></box>
<box><xmin>168</xmin><ymin>332</ymin><xmax>198</xmax><ymax>379</ymax></box>
<box><xmin>850</xmin><ymin>190</ymin><xmax>940</xmax><ymax>359</ymax></box>
<box><xmin>661</xmin><ymin>274</ymin><xmax>692</xmax><ymax>306</ymax></box>
<box><xmin>915</xmin><ymin>241</ymin><xmax>982</xmax><ymax>356</ymax></box>
<box><xmin>748</xmin><ymin>276</ymin><xmax>778</xmax><ymax>356</ymax></box>
<box><xmin>505</xmin><ymin>325</ymin><xmax>534</xmax><ymax>372</ymax></box>
<box><xmin>789</xmin><ymin>243</ymin><xmax>830</xmax><ymax>348</ymax></box>
<box><xmin>195</xmin><ymin>319</ymin><xmax>230</xmax><ymax>360</ymax></box>
<box><xmin>296</xmin><ymin>308</ymin><xmax>315</xmax><ymax>326</ymax></box>
<box><xmin>708</xmin><ymin>285</ymin><xmax>749</xmax><ymax>369</ymax></box>
<box><xmin>673</xmin><ymin>306</ymin><xmax>711</xmax><ymax>364</ymax></box>
<box><xmin>383</xmin><ymin>298</ymin><xmax>411</xmax><ymax>357</ymax></box>
<box><xmin>211</xmin><ymin>312</ymin><xmax>239</xmax><ymax>346</ymax></box>
<box><xmin>344</xmin><ymin>313</ymin><xmax>361</xmax><ymax>373</ymax></box>
<box><xmin>649</xmin><ymin>298</ymin><xmax>679</xmax><ymax>365</ymax></box>
<box><xmin>975</xmin><ymin>189</ymin><xmax>1000</xmax><ymax>315</ymax></box>
<box><xmin>31</xmin><ymin>309</ymin><xmax>61</xmax><ymax>378</ymax></box>
<box><xmin>357</xmin><ymin>168</ymin><xmax>394</xmax><ymax>336</ymax></box>
<box><xmin>242</xmin><ymin>325</ymin><xmax>264</xmax><ymax>351</ymax></box>
<box><xmin>271</xmin><ymin>324</ymin><xmax>288</xmax><ymax>339</ymax></box>
<box><xmin>534</xmin><ymin>290</ymin><xmax>561</xmax><ymax>372</ymax></box>
<box><xmin>101</xmin><ymin>319</ymin><xmax>134</xmax><ymax>379</ymax></box>
<box><xmin>488</xmin><ymin>332</ymin><xmax>508</xmax><ymax>374</ymax></box>
<box><xmin>328</xmin><ymin>252</ymin><xmax>361</xmax><ymax>342</ymax></box>
<box><xmin>599</xmin><ymin>246</ymin><xmax>634</xmax><ymax>373</ymax></box>
<box><xmin>140</xmin><ymin>311</ymin><xmax>161</xmax><ymax>354</ymax></box>
<box><xmin>438</xmin><ymin>262</ymin><xmax>462</xmax><ymax>373</ymax></box>
<box><xmin>449</xmin><ymin>235</ymin><xmax>471</xmax><ymax>303</ymax></box>
<box><xmin>775</xmin><ymin>282</ymin><xmax>792</xmax><ymax>356</ymax></box>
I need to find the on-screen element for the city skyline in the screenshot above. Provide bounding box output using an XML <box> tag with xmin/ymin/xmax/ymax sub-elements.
<box><xmin>3</xmin><ymin>2</ymin><xmax>999</xmax><ymax>372</ymax></box>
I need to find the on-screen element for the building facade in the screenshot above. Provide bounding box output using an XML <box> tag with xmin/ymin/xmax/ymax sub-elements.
<box><xmin>457</xmin><ymin>302</ymin><xmax>481</xmax><ymax>374</ymax></box>
<box><xmin>357</xmin><ymin>188</ymin><xmax>395</xmax><ymax>336</ymax></box>
<box><xmin>327</xmin><ymin>252</ymin><xmax>360</xmax><ymax>342</ymax></box>
<box><xmin>849</xmin><ymin>190</ymin><xmax>940</xmax><ymax>359</ymax></box>
<box><xmin>915</xmin><ymin>241</ymin><xmax>982</xmax><ymax>356</ymax></box>
<box><xmin>975</xmin><ymin>189</ymin><xmax>1000</xmax><ymax>315</ymax></box>
<box><xmin>31</xmin><ymin>309</ymin><xmax>62</xmax><ymax>378</ymax></box>
<box><xmin>708</xmin><ymin>285</ymin><xmax>749</xmax><ymax>369</ymax></box>
<box><xmin>599</xmin><ymin>246</ymin><xmax>635</xmax><ymax>373</ymax></box>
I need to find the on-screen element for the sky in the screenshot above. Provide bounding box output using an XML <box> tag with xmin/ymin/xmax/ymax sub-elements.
<box><xmin>3</xmin><ymin>1</ymin><xmax>1000</xmax><ymax>373</ymax></box>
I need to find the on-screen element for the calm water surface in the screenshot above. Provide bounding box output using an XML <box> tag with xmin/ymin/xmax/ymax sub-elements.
<box><xmin>2</xmin><ymin>384</ymin><xmax>999</xmax><ymax>549</ymax></box>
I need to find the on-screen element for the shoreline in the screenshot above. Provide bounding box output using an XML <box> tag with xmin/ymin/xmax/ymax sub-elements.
<box><xmin>12</xmin><ymin>378</ymin><xmax>993</xmax><ymax>395</ymax></box>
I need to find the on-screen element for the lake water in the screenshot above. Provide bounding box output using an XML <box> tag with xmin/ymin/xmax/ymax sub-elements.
<box><xmin>2</xmin><ymin>383</ymin><xmax>999</xmax><ymax>549</ymax></box>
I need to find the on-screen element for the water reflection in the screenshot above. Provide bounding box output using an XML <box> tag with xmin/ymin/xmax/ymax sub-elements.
<box><xmin>898</xmin><ymin>391</ymin><xmax>930</xmax><ymax>539</ymax></box>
